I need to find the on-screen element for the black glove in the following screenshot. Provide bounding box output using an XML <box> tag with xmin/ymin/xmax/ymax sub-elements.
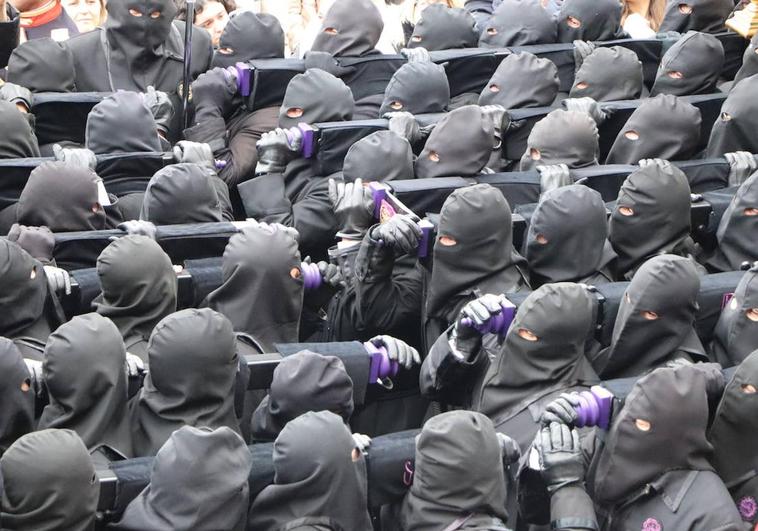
<box><xmin>401</xmin><ymin>46</ymin><xmax>431</xmax><ymax>63</ymax></box>
<box><xmin>317</xmin><ymin>260</ymin><xmax>345</xmax><ymax>289</ymax></box>
<box><xmin>383</xmin><ymin>111</ymin><xmax>422</xmax><ymax>143</ymax></box>
<box><xmin>255</xmin><ymin>128</ymin><xmax>301</xmax><ymax>176</ymax></box>
<box><xmin>451</xmin><ymin>294</ymin><xmax>506</xmax><ymax>359</ymax></box>
<box><xmin>7</xmin><ymin>224</ymin><xmax>55</xmax><ymax>263</ymax></box>
<box><xmin>143</xmin><ymin>86</ymin><xmax>174</xmax><ymax>135</ymax></box>
<box><xmin>538</xmin><ymin>164</ymin><xmax>572</xmax><ymax>195</ymax></box>
<box><xmin>0</xmin><ymin>82</ymin><xmax>32</xmax><ymax>111</ymax></box>
<box><xmin>536</xmin><ymin>422</ymin><xmax>586</xmax><ymax>495</ymax></box>
<box><xmin>329</xmin><ymin>178</ymin><xmax>375</xmax><ymax>240</ymax></box>
<box><xmin>191</xmin><ymin>67</ymin><xmax>237</xmax><ymax>118</ymax></box>
<box><xmin>725</xmin><ymin>151</ymin><xmax>758</xmax><ymax>187</ymax></box>
<box><xmin>638</xmin><ymin>158</ymin><xmax>670</xmax><ymax>169</ymax></box>
<box><xmin>53</xmin><ymin>144</ymin><xmax>97</xmax><ymax>170</ymax></box>
<box><xmin>303</xmin><ymin>51</ymin><xmax>356</xmax><ymax>77</ymax></box>
<box><xmin>540</xmin><ymin>393</ymin><xmax>581</xmax><ymax>426</ymax></box>
<box><xmin>497</xmin><ymin>432</ymin><xmax>521</xmax><ymax>466</ymax></box>
<box><xmin>117</xmin><ymin>220</ymin><xmax>157</xmax><ymax>240</ymax></box>
<box><xmin>43</xmin><ymin>265</ymin><xmax>72</xmax><ymax>296</ymax></box>
<box><xmin>172</xmin><ymin>141</ymin><xmax>215</xmax><ymax>168</ymax></box>
<box><xmin>480</xmin><ymin>104</ymin><xmax>507</xmax><ymax>132</ymax></box>
<box><xmin>369</xmin><ymin>335</ymin><xmax>421</xmax><ymax>370</ymax></box>
<box><xmin>562</xmin><ymin>97</ymin><xmax>609</xmax><ymax>125</ymax></box>
<box><xmin>572</xmin><ymin>40</ymin><xmax>596</xmax><ymax>71</ymax></box>
<box><xmin>370</xmin><ymin>214</ymin><xmax>422</xmax><ymax>255</ymax></box>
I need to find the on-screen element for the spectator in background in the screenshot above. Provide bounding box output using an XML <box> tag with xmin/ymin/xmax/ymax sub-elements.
<box><xmin>61</xmin><ymin>0</ymin><xmax>105</xmax><ymax>33</ymax></box>
<box><xmin>175</xmin><ymin>0</ymin><xmax>234</xmax><ymax>47</ymax></box>
<box><xmin>11</xmin><ymin>0</ymin><xmax>79</xmax><ymax>41</ymax></box>
<box><xmin>622</xmin><ymin>0</ymin><xmax>665</xmax><ymax>38</ymax></box>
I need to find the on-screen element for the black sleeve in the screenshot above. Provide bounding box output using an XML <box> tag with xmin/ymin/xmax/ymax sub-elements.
<box><xmin>0</xmin><ymin>4</ymin><xmax>20</xmax><ymax>69</ymax></box>
<box><xmin>549</xmin><ymin>485</ymin><xmax>599</xmax><ymax>531</ymax></box>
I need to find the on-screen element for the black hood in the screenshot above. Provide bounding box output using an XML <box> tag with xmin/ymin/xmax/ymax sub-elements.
<box><xmin>556</xmin><ymin>0</ymin><xmax>623</xmax><ymax>43</ymax></box>
<box><xmin>140</xmin><ymin>163</ymin><xmax>224</xmax><ymax>224</ymax></box>
<box><xmin>0</xmin><ymin>338</ymin><xmax>34</xmax><ymax>455</ymax></box>
<box><xmin>712</xmin><ymin>266</ymin><xmax>758</xmax><ymax>367</ymax></box>
<box><xmin>479</xmin><ymin>52</ymin><xmax>559</xmax><ymax>109</ymax></box>
<box><xmin>86</xmin><ymin>91</ymin><xmax>162</xmax><ymax>154</ymax></box>
<box><xmin>650</xmin><ymin>31</ymin><xmax>724</xmax><ymax>96</ymax></box>
<box><xmin>279</xmin><ymin>69</ymin><xmax>354</xmax><ymax>129</ymax></box>
<box><xmin>311</xmin><ymin>0</ymin><xmax>383</xmax><ymax>57</ymax></box>
<box><xmin>708</xmin><ymin>171</ymin><xmax>758</xmax><ymax>273</ymax></box>
<box><xmin>609</xmin><ymin>163</ymin><xmax>692</xmax><ymax>277</ymax></box>
<box><xmin>0</xmin><ymin>240</ymin><xmax>48</xmax><ymax>339</ymax></box>
<box><xmin>526</xmin><ymin>185</ymin><xmax>616</xmax><ymax>286</ymax></box>
<box><xmin>520</xmin><ymin>109</ymin><xmax>599</xmax><ymax>171</ymax></box>
<box><xmin>733</xmin><ymin>32</ymin><xmax>758</xmax><ymax>85</ymax></box>
<box><xmin>706</xmin><ymin>73</ymin><xmax>758</xmax><ymax>158</ymax></box>
<box><xmin>479</xmin><ymin>0</ymin><xmax>556</xmax><ymax>47</ymax></box>
<box><xmin>379</xmin><ymin>61</ymin><xmax>449</xmax><ymax>116</ymax></box>
<box><xmin>6</xmin><ymin>38</ymin><xmax>76</xmax><ymax>92</ymax></box>
<box><xmin>659</xmin><ymin>0</ymin><xmax>733</xmax><ymax>33</ymax></box>
<box><xmin>212</xmin><ymin>11</ymin><xmax>284</xmax><ymax>68</ymax></box>
<box><xmin>606</xmin><ymin>94</ymin><xmax>702</xmax><ymax>164</ymax></box>
<box><xmin>407</xmin><ymin>4</ymin><xmax>478</xmax><ymax>51</ymax></box>
<box><xmin>0</xmin><ymin>101</ymin><xmax>40</xmax><ymax>159</ymax></box>
<box><xmin>569</xmin><ymin>46</ymin><xmax>643</xmax><ymax>102</ymax></box>
<box><xmin>599</xmin><ymin>254</ymin><xmax>703</xmax><ymax>378</ymax></box>
<box><xmin>342</xmin><ymin>131</ymin><xmax>414</xmax><ymax>182</ymax></box>
<box><xmin>415</xmin><ymin>105</ymin><xmax>494</xmax><ymax>179</ymax></box>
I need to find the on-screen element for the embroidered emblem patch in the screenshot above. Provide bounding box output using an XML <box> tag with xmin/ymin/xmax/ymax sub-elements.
<box><xmin>642</xmin><ymin>517</ymin><xmax>662</xmax><ymax>531</ymax></box>
<box><xmin>738</xmin><ymin>496</ymin><xmax>757</xmax><ymax>521</ymax></box>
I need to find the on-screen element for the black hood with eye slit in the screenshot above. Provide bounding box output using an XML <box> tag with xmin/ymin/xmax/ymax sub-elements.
<box><xmin>479</xmin><ymin>52</ymin><xmax>559</xmax><ymax>109</ymax></box>
<box><xmin>0</xmin><ymin>239</ymin><xmax>49</xmax><ymax>339</ymax></box>
<box><xmin>569</xmin><ymin>46</ymin><xmax>643</xmax><ymax>102</ymax></box>
<box><xmin>711</xmin><ymin>266</ymin><xmax>758</xmax><ymax>367</ymax></box>
<box><xmin>278</xmin><ymin>69</ymin><xmax>355</xmax><ymax>129</ymax></box>
<box><xmin>0</xmin><ymin>338</ymin><xmax>34</xmax><ymax>454</ymax></box>
<box><xmin>659</xmin><ymin>0</ymin><xmax>733</xmax><ymax>33</ymax></box>
<box><xmin>706</xmin><ymin>73</ymin><xmax>758</xmax><ymax>157</ymax></box>
<box><xmin>140</xmin><ymin>163</ymin><xmax>224</xmax><ymax>224</ymax></box>
<box><xmin>707</xmin><ymin>172</ymin><xmax>758</xmax><ymax>273</ymax></box>
<box><xmin>556</xmin><ymin>0</ymin><xmax>623</xmax><ymax>43</ymax></box>
<box><xmin>479</xmin><ymin>0</ymin><xmax>556</xmax><ymax>47</ymax></box>
<box><xmin>86</xmin><ymin>91</ymin><xmax>162</xmax><ymax>154</ymax></box>
<box><xmin>519</xmin><ymin>110</ymin><xmax>599</xmax><ymax>171</ymax></box>
<box><xmin>379</xmin><ymin>62</ymin><xmax>449</xmax><ymax>116</ymax></box>
<box><xmin>311</xmin><ymin>0</ymin><xmax>383</xmax><ymax>57</ymax></box>
<box><xmin>212</xmin><ymin>11</ymin><xmax>284</xmax><ymax>68</ymax></box>
<box><xmin>407</xmin><ymin>4</ymin><xmax>478</xmax><ymax>51</ymax></box>
<box><xmin>650</xmin><ymin>31</ymin><xmax>724</xmax><ymax>97</ymax></box>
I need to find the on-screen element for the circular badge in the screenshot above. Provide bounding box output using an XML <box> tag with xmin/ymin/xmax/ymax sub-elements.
<box><xmin>739</xmin><ymin>496</ymin><xmax>757</xmax><ymax>521</ymax></box>
<box><xmin>642</xmin><ymin>517</ymin><xmax>662</xmax><ymax>531</ymax></box>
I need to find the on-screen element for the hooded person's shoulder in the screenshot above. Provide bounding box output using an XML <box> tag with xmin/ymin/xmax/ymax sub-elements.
<box><xmin>63</xmin><ymin>26</ymin><xmax>104</xmax><ymax>54</ymax></box>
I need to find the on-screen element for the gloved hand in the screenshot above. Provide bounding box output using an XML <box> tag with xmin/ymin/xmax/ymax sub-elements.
<box><xmin>190</xmin><ymin>67</ymin><xmax>238</xmax><ymax>117</ymax></box>
<box><xmin>0</xmin><ymin>82</ymin><xmax>32</xmax><ymax>111</ymax></box>
<box><xmin>317</xmin><ymin>260</ymin><xmax>345</xmax><ymax>289</ymax></box>
<box><xmin>303</xmin><ymin>51</ymin><xmax>356</xmax><ymax>77</ymax></box>
<box><xmin>480</xmin><ymin>104</ymin><xmax>507</xmax><ymax>132</ymax></box>
<box><xmin>172</xmin><ymin>140</ymin><xmax>215</xmax><ymax>167</ymax></box>
<box><xmin>401</xmin><ymin>46</ymin><xmax>431</xmax><ymax>63</ymax></box>
<box><xmin>497</xmin><ymin>432</ymin><xmax>521</xmax><ymax>466</ymax></box>
<box><xmin>536</xmin><ymin>422</ymin><xmax>586</xmax><ymax>494</ymax></box>
<box><xmin>451</xmin><ymin>294</ymin><xmax>507</xmax><ymax>359</ymax></box>
<box><xmin>53</xmin><ymin>144</ymin><xmax>97</xmax><ymax>170</ymax></box>
<box><xmin>24</xmin><ymin>358</ymin><xmax>44</xmax><ymax>398</ymax></box>
<box><xmin>538</xmin><ymin>164</ymin><xmax>572</xmax><ymax>195</ymax></box>
<box><xmin>125</xmin><ymin>353</ymin><xmax>145</xmax><ymax>377</ymax></box>
<box><xmin>562</xmin><ymin>97</ymin><xmax>609</xmax><ymax>125</ymax></box>
<box><xmin>370</xmin><ymin>214</ymin><xmax>423</xmax><ymax>255</ymax></box>
<box><xmin>255</xmin><ymin>128</ymin><xmax>301</xmax><ymax>175</ymax></box>
<box><xmin>117</xmin><ymin>220</ymin><xmax>157</xmax><ymax>240</ymax></box>
<box><xmin>352</xmin><ymin>432</ymin><xmax>372</xmax><ymax>453</ymax></box>
<box><xmin>7</xmin><ymin>224</ymin><xmax>55</xmax><ymax>263</ymax></box>
<box><xmin>143</xmin><ymin>86</ymin><xmax>174</xmax><ymax>135</ymax></box>
<box><xmin>383</xmin><ymin>111</ymin><xmax>421</xmax><ymax>143</ymax></box>
<box><xmin>328</xmin><ymin>177</ymin><xmax>375</xmax><ymax>240</ymax></box>
<box><xmin>540</xmin><ymin>393</ymin><xmax>581</xmax><ymax>425</ymax></box>
<box><xmin>724</xmin><ymin>151</ymin><xmax>758</xmax><ymax>187</ymax></box>
<box><xmin>572</xmin><ymin>40</ymin><xmax>596</xmax><ymax>71</ymax></box>
<box><xmin>638</xmin><ymin>158</ymin><xmax>671</xmax><ymax>169</ymax></box>
<box><xmin>43</xmin><ymin>265</ymin><xmax>71</xmax><ymax>296</ymax></box>
<box><xmin>369</xmin><ymin>335</ymin><xmax>421</xmax><ymax>370</ymax></box>
<box><xmin>248</xmin><ymin>220</ymin><xmax>300</xmax><ymax>242</ymax></box>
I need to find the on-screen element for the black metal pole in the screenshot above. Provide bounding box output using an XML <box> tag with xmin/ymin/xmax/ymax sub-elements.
<box><xmin>182</xmin><ymin>0</ymin><xmax>195</xmax><ymax>130</ymax></box>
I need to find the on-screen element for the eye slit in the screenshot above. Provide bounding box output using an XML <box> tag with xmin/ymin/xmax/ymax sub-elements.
<box><xmin>721</xmin><ymin>112</ymin><xmax>732</xmax><ymax>122</ymax></box>
<box><xmin>286</xmin><ymin>107</ymin><xmax>304</xmax><ymax>118</ymax></box>
<box><xmin>746</xmin><ymin>308</ymin><xmax>758</xmax><ymax>322</ymax></box>
<box><xmin>618</xmin><ymin>206</ymin><xmax>634</xmax><ymax>217</ymax></box>
<box><xmin>218</xmin><ymin>47</ymin><xmax>234</xmax><ymax>55</ymax></box>
<box><xmin>530</xmin><ymin>148</ymin><xmax>541</xmax><ymax>160</ymax></box>
<box><xmin>324</xmin><ymin>27</ymin><xmax>338</xmax><ymax>35</ymax></box>
<box><xmin>625</xmin><ymin>292</ymin><xmax>631</xmax><ymax>304</ymax></box>
<box><xmin>411</xmin><ymin>35</ymin><xmax>422</xmax><ymax>42</ymax></box>
<box><xmin>635</xmin><ymin>418</ymin><xmax>651</xmax><ymax>431</ymax></box>
<box><xmin>30</xmin><ymin>266</ymin><xmax>37</xmax><ymax>280</ymax></box>
<box><xmin>428</xmin><ymin>150</ymin><xmax>440</xmax><ymax>162</ymax></box>
<box><xmin>438</xmin><ymin>235</ymin><xmax>456</xmax><ymax>246</ymax></box>
<box><xmin>678</xmin><ymin>3</ymin><xmax>692</xmax><ymax>14</ymax></box>
<box><xmin>128</xmin><ymin>7</ymin><xmax>142</xmax><ymax>16</ymax></box>
<box><xmin>290</xmin><ymin>267</ymin><xmax>301</xmax><ymax>279</ymax></box>
<box><xmin>741</xmin><ymin>383</ymin><xmax>757</xmax><ymax>394</ymax></box>
<box><xmin>517</xmin><ymin>328</ymin><xmax>539</xmax><ymax>341</ymax></box>
<box><xmin>149</xmin><ymin>10</ymin><xmax>160</xmax><ymax>18</ymax></box>
<box><xmin>535</xmin><ymin>233</ymin><xmax>548</xmax><ymax>245</ymax></box>
<box><xmin>743</xmin><ymin>207</ymin><xmax>758</xmax><ymax>217</ymax></box>
<box><xmin>21</xmin><ymin>378</ymin><xmax>31</xmax><ymax>392</ymax></box>
<box><xmin>486</xmin><ymin>27</ymin><xmax>497</xmax><ymax>35</ymax></box>
<box><xmin>567</xmin><ymin>15</ymin><xmax>581</xmax><ymax>28</ymax></box>
<box><xmin>667</xmin><ymin>71</ymin><xmax>683</xmax><ymax>80</ymax></box>
<box><xmin>390</xmin><ymin>101</ymin><xmax>403</xmax><ymax>110</ymax></box>
<box><xmin>575</xmin><ymin>81</ymin><xmax>589</xmax><ymax>90</ymax></box>
<box><xmin>624</xmin><ymin>130</ymin><xmax>639</xmax><ymax>141</ymax></box>
<box><xmin>489</xmin><ymin>84</ymin><xmax>500</xmax><ymax>93</ymax></box>
<box><xmin>641</xmin><ymin>310</ymin><xmax>659</xmax><ymax>321</ymax></box>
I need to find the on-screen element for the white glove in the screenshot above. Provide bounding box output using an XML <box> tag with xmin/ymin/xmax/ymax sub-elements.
<box><xmin>43</xmin><ymin>265</ymin><xmax>72</xmax><ymax>295</ymax></box>
<box><xmin>352</xmin><ymin>432</ymin><xmax>372</xmax><ymax>452</ymax></box>
<box><xmin>125</xmin><ymin>353</ymin><xmax>145</xmax><ymax>377</ymax></box>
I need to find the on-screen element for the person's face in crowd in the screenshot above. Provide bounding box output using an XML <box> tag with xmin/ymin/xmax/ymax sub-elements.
<box><xmin>195</xmin><ymin>0</ymin><xmax>228</xmax><ymax>47</ymax></box>
<box><xmin>62</xmin><ymin>0</ymin><xmax>105</xmax><ymax>33</ymax></box>
<box><xmin>411</xmin><ymin>0</ymin><xmax>456</xmax><ymax>22</ymax></box>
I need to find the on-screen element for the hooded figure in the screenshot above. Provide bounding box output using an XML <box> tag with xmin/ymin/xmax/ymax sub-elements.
<box><xmin>379</xmin><ymin>62</ymin><xmax>450</xmax><ymax>116</ymax></box>
<box><xmin>0</xmin><ymin>429</ymin><xmax>99</xmax><ymax>531</ymax></box>
<box><xmin>595</xmin><ymin>255</ymin><xmax>705</xmax><ymax>378</ymax></box>
<box><xmin>93</xmin><ymin>236</ymin><xmax>177</xmax><ymax>361</ymax></box>
<box><xmin>650</xmin><ymin>31</ymin><xmax>724</xmax><ymax>97</ymax></box>
<box><xmin>16</xmin><ymin>161</ymin><xmax>113</xmax><ymax>232</ymax></box>
<box><xmin>569</xmin><ymin>46</ymin><xmax>643</xmax><ymax>102</ymax></box>
<box><xmin>586</xmin><ymin>365</ymin><xmax>742</xmax><ymax>529</ymax></box>
<box><xmin>0</xmin><ymin>240</ymin><xmax>59</xmax><ymax>359</ymax></box>
<box><xmin>207</xmin><ymin>225</ymin><xmax>303</xmax><ymax>352</ymax></box>
<box><xmin>525</xmin><ymin>185</ymin><xmax>616</xmax><ymax>287</ymax></box>
<box><xmin>85</xmin><ymin>91</ymin><xmax>163</xmax><ymax>154</ymax></box>
<box><xmin>251</xmin><ymin>351</ymin><xmax>355</xmax><ymax>441</ymax></box>
<box><xmin>311</xmin><ymin>0</ymin><xmax>383</xmax><ymax>57</ymax></box>
<box><xmin>659</xmin><ymin>0</ymin><xmax>733</xmax><ymax>33</ymax></box>
<box><xmin>519</xmin><ymin>110</ymin><xmax>599</xmax><ymax>171</ymax></box>
<box><xmin>6</xmin><ymin>38</ymin><xmax>76</xmax><ymax>92</ymax></box>
<box><xmin>211</xmin><ymin>11</ymin><xmax>284</xmax><ymax>69</ymax></box>
<box><xmin>395</xmin><ymin>411</ymin><xmax>509</xmax><ymax>530</ymax></box>
<box><xmin>247</xmin><ymin>410</ymin><xmax>373</xmax><ymax>531</ymax></box>
<box><xmin>426</xmin><ymin>184</ymin><xmax>529</xmax><ymax>329</ymax></box>
<box><xmin>130</xmin><ymin>308</ymin><xmax>241</xmax><ymax>457</ymax></box>
<box><xmin>37</xmin><ymin>314</ymin><xmax>133</xmax><ymax>457</ymax></box>
<box><xmin>707</xmin><ymin>172</ymin><xmax>758</xmax><ymax>273</ymax></box>
<box><xmin>733</xmin><ymin>32</ymin><xmax>758</xmax><ymax>85</ymax></box>
<box><xmin>479</xmin><ymin>0</ymin><xmax>557</xmax><ymax>47</ymax></box>
<box><xmin>110</xmin><ymin>426</ymin><xmax>250</xmax><ymax>531</ymax></box>
<box><xmin>278</xmin><ymin>69</ymin><xmax>355</xmax><ymax>130</ymax></box>
<box><xmin>609</xmin><ymin>163</ymin><xmax>693</xmax><ymax>279</ymax></box>
<box><xmin>0</xmin><ymin>339</ymin><xmax>34</xmax><ymax>455</ymax></box>
<box><xmin>708</xmin><ymin>351</ymin><xmax>758</xmax><ymax>526</ymax></box>
<box><xmin>342</xmin><ymin>131</ymin><xmax>415</xmax><ymax>183</ymax></box>
<box><xmin>0</xmin><ymin>101</ymin><xmax>40</xmax><ymax>159</ymax></box>
<box><xmin>478</xmin><ymin>52</ymin><xmax>559</xmax><ymax>109</ymax></box>
<box><xmin>139</xmin><ymin>163</ymin><xmax>224</xmax><ymax>224</ymax></box>
<box><xmin>556</xmin><ymin>0</ymin><xmax>623</xmax><ymax>43</ymax></box>
<box><xmin>711</xmin><ymin>266</ymin><xmax>758</xmax><ymax>367</ymax></box>
<box><xmin>406</xmin><ymin>4</ymin><xmax>479</xmax><ymax>51</ymax></box>
<box><xmin>605</xmin><ymin>94</ymin><xmax>702</xmax><ymax>165</ymax></box>
<box><xmin>415</xmin><ymin>105</ymin><xmax>494</xmax><ymax>179</ymax></box>
<box><xmin>706</xmin><ymin>74</ymin><xmax>758</xmax><ymax>158</ymax></box>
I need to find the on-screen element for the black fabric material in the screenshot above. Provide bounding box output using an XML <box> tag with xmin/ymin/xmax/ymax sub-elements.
<box><xmin>311</xmin><ymin>0</ymin><xmax>383</xmax><ymax>57</ymax></box>
<box><xmin>519</xmin><ymin>109</ymin><xmax>599</xmax><ymax>171</ymax></box>
<box><xmin>733</xmin><ymin>32</ymin><xmax>758</xmax><ymax>85</ymax></box>
<box><xmin>85</xmin><ymin>91</ymin><xmax>162</xmax><ymax>155</ymax></box>
<box><xmin>211</xmin><ymin>11</ymin><xmax>284</xmax><ymax>69</ymax></box>
<box><xmin>706</xmin><ymin>73</ymin><xmax>758</xmax><ymax>157</ymax></box>
<box><xmin>0</xmin><ymin>101</ymin><xmax>40</xmax><ymax>159</ymax></box>
<box><xmin>478</xmin><ymin>52</ymin><xmax>559</xmax><ymax>109</ymax></box>
<box><xmin>140</xmin><ymin>163</ymin><xmax>224</xmax><ymax>224</ymax></box>
<box><xmin>650</xmin><ymin>31</ymin><xmax>724</xmax><ymax>96</ymax></box>
<box><xmin>708</xmin><ymin>171</ymin><xmax>758</xmax><ymax>273</ymax></box>
<box><xmin>6</xmin><ymin>38</ymin><xmax>76</xmax><ymax>92</ymax></box>
<box><xmin>0</xmin><ymin>239</ymin><xmax>49</xmax><ymax>340</ymax></box>
<box><xmin>479</xmin><ymin>0</ymin><xmax>557</xmax><ymax>47</ymax></box>
<box><xmin>279</xmin><ymin>69</ymin><xmax>355</xmax><ymax>129</ymax></box>
<box><xmin>556</xmin><ymin>0</ymin><xmax>623</xmax><ymax>43</ymax></box>
<box><xmin>711</xmin><ymin>267</ymin><xmax>758</xmax><ymax>367</ymax></box>
<box><xmin>342</xmin><ymin>131</ymin><xmax>414</xmax><ymax>183</ymax></box>
<box><xmin>407</xmin><ymin>5</ymin><xmax>479</xmax><ymax>51</ymax></box>
<box><xmin>379</xmin><ymin>62</ymin><xmax>449</xmax><ymax>116</ymax></box>
<box><xmin>0</xmin><ymin>338</ymin><xmax>34</xmax><ymax>455</ymax></box>
<box><xmin>569</xmin><ymin>46</ymin><xmax>643</xmax><ymax>102</ymax></box>
<box><xmin>659</xmin><ymin>0</ymin><xmax>733</xmax><ymax>33</ymax></box>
